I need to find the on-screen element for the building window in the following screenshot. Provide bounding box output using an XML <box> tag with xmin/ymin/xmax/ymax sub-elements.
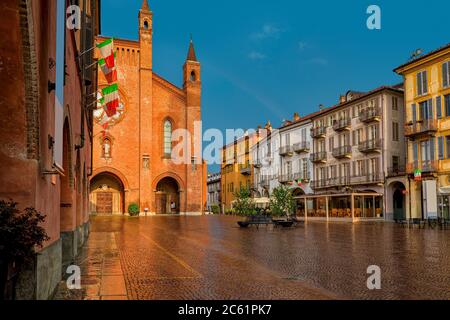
<box><xmin>445</xmin><ymin>94</ymin><xmax>450</xmax><ymax>118</ymax></box>
<box><xmin>392</xmin><ymin>122</ymin><xmax>399</xmax><ymax>141</ymax></box>
<box><xmin>102</xmin><ymin>138</ymin><xmax>112</xmax><ymax>159</ymax></box>
<box><xmin>392</xmin><ymin>156</ymin><xmax>399</xmax><ymax>171</ymax></box>
<box><xmin>392</xmin><ymin>97</ymin><xmax>398</xmax><ymax>111</ymax></box>
<box><xmin>443</xmin><ymin>61</ymin><xmax>449</xmax><ymax>88</ymax></box>
<box><xmin>190</xmin><ymin>71</ymin><xmax>196</xmax><ymax>82</ymax></box>
<box><xmin>417</xmin><ymin>70</ymin><xmax>428</xmax><ymax>96</ymax></box>
<box><xmin>446</xmin><ymin>136</ymin><xmax>450</xmax><ymax>159</ymax></box>
<box><xmin>143</xmin><ymin>20</ymin><xmax>149</xmax><ymax>30</ymax></box>
<box><xmin>163</xmin><ymin>119</ymin><xmax>172</xmax><ymax>157</ymax></box>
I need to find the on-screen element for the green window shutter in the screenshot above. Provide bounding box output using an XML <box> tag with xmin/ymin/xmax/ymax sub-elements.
<box><xmin>436</xmin><ymin>96</ymin><xmax>442</xmax><ymax>119</ymax></box>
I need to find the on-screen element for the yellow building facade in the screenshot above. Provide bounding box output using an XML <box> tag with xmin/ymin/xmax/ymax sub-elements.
<box><xmin>395</xmin><ymin>43</ymin><xmax>450</xmax><ymax>220</ymax></box>
<box><xmin>220</xmin><ymin>135</ymin><xmax>256</xmax><ymax>211</ymax></box>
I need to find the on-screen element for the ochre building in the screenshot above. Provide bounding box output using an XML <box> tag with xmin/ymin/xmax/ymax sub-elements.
<box><xmin>90</xmin><ymin>0</ymin><xmax>206</xmax><ymax>215</ymax></box>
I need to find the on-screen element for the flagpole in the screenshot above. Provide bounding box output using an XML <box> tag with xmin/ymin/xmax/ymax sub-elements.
<box><xmin>77</xmin><ymin>46</ymin><xmax>96</xmax><ymax>59</ymax></box>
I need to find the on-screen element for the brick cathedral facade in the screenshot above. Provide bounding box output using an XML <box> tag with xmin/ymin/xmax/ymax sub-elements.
<box><xmin>90</xmin><ymin>0</ymin><xmax>206</xmax><ymax>215</ymax></box>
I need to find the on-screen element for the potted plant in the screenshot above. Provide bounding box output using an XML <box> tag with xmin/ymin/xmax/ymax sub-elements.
<box><xmin>0</xmin><ymin>200</ymin><xmax>49</xmax><ymax>300</ymax></box>
<box><xmin>128</xmin><ymin>203</ymin><xmax>140</xmax><ymax>217</ymax></box>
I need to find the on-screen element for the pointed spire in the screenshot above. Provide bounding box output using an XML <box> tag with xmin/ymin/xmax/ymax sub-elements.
<box><xmin>186</xmin><ymin>36</ymin><xmax>198</xmax><ymax>62</ymax></box>
<box><xmin>141</xmin><ymin>0</ymin><xmax>150</xmax><ymax>11</ymax></box>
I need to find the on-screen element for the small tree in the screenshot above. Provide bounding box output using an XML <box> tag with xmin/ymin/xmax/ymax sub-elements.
<box><xmin>0</xmin><ymin>200</ymin><xmax>49</xmax><ymax>300</ymax></box>
<box><xmin>128</xmin><ymin>203</ymin><xmax>140</xmax><ymax>217</ymax></box>
<box><xmin>270</xmin><ymin>185</ymin><xmax>295</xmax><ymax>218</ymax></box>
<box><xmin>233</xmin><ymin>188</ymin><xmax>256</xmax><ymax>216</ymax></box>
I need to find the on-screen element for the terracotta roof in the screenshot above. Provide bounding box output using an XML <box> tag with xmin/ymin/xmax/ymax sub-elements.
<box><xmin>394</xmin><ymin>43</ymin><xmax>450</xmax><ymax>73</ymax></box>
<box><xmin>141</xmin><ymin>0</ymin><xmax>151</xmax><ymax>11</ymax></box>
<box><xmin>187</xmin><ymin>40</ymin><xmax>198</xmax><ymax>62</ymax></box>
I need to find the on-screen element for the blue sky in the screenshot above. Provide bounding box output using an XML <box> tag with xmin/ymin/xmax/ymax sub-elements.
<box><xmin>102</xmin><ymin>0</ymin><xmax>449</xmax><ymax>171</ymax></box>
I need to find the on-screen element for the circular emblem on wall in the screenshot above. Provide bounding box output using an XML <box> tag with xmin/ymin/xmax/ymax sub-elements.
<box><xmin>94</xmin><ymin>89</ymin><xmax>126</xmax><ymax>127</ymax></box>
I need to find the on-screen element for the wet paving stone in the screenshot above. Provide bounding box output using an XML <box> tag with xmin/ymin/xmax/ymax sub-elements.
<box><xmin>56</xmin><ymin>216</ymin><xmax>450</xmax><ymax>300</ymax></box>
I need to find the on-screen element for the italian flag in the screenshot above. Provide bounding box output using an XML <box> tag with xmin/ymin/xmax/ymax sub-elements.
<box><xmin>99</xmin><ymin>54</ymin><xmax>117</xmax><ymax>83</ymax></box>
<box><xmin>97</xmin><ymin>38</ymin><xmax>115</xmax><ymax>68</ymax></box>
<box><xmin>102</xmin><ymin>84</ymin><xmax>119</xmax><ymax>117</ymax></box>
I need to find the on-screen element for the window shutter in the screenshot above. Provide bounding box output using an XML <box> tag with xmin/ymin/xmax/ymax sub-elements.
<box><xmin>443</xmin><ymin>62</ymin><xmax>449</xmax><ymax>88</ymax></box>
<box><xmin>438</xmin><ymin>137</ymin><xmax>444</xmax><ymax>160</ymax></box>
<box><xmin>412</xmin><ymin>103</ymin><xmax>417</xmax><ymax>122</ymax></box>
<box><xmin>437</xmin><ymin>96</ymin><xmax>442</xmax><ymax>119</ymax></box>
<box><xmin>423</xmin><ymin>71</ymin><xmax>428</xmax><ymax>94</ymax></box>
<box><xmin>417</xmin><ymin>72</ymin><xmax>422</xmax><ymax>95</ymax></box>
<box><xmin>428</xmin><ymin>99</ymin><xmax>434</xmax><ymax>119</ymax></box>
<box><xmin>413</xmin><ymin>142</ymin><xmax>419</xmax><ymax>161</ymax></box>
<box><xmin>430</xmin><ymin>138</ymin><xmax>436</xmax><ymax>161</ymax></box>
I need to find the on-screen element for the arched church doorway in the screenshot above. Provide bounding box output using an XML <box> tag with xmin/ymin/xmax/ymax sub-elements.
<box><xmin>90</xmin><ymin>172</ymin><xmax>125</xmax><ymax>215</ymax></box>
<box><xmin>155</xmin><ymin>177</ymin><xmax>180</xmax><ymax>214</ymax></box>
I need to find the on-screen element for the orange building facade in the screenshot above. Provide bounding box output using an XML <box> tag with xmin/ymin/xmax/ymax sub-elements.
<box><xmin>90</xmin><ymin>1</ymin><xmax>206</xmax><ymax>215</ymax></box>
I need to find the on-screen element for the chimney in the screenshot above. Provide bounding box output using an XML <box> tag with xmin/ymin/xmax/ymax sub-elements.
<box><xmin>339</xmin><ymin>95</ymin><xmax>346</xmax><ymax>104</ymax></box>
<box><xmin>293</xmin><ymin>112</ymin><xmax>300</xmax><ymax>121</ymax></box>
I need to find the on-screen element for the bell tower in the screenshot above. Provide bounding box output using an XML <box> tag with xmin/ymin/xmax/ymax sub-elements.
<box><xmin>139</xmin><ymin>0</ymin><xmax>153</xmax><ymax>70</ymax></box>
<box><xmin>139</xmin><ymin>0</ymin><xmax>154</xmax><ymax>211</ymax></box>
<box><xmin>183</xmin><ymin>38</ymin><xmax>203</xmax><ymax>213</ymax></box>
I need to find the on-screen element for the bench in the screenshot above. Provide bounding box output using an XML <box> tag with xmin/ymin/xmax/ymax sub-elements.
<box><xmin>237</xmin><ymin>215</ymin><xmax>273</xmax><ymax>229</ymax></box>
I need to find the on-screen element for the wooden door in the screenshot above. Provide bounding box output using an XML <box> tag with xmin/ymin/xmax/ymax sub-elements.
<box><xmin>155</xmin><ymin>193</ymin><xmax>168</xmax><ymax>214</ymax></box>
<box><xmin>96</xmin><ymin>192</ymin><xmax>113</xmax><ymax>215</ymax></box>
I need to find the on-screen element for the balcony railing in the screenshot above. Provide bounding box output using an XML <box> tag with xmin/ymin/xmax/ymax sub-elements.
<box><xmin>279</xmin><ymin>174</ymin><xmax>294</xmax><ymax>183</ymax></box>
<box><xmin>253</xmin><ymin>160</ymin><xmax>262</xmax><ymax>168</ymax></box>
<box><xmin>311</xmin><ymin>176</ymin><xmax>350</xmax><ymax>189</ymax></box>
<box><xmin>332</xmin><ymin>145</ymin><xmax>352</xmax><ymax>159</ymax></box>
<box><xmin>406</xmin><ymin>160</ymin><xmax>439</xmax><ymax>174</ymax></box>
<box><xmin>239</xmin><ymin>165</ymin><xmax>251</xmax><ymax>175</ymax></box>
<box><xmin>350</xmin><ymin>173</ymin><xmax>383</xmax><ymax>185</ymax></box>
<box><xmin>404</xmin><ymin>120</ymin><xmax>438</xmax><ymax>137</ymax></box>
<box><xmin>358</xmin><ymin>139</ymin><xmax>382</xmax><ymax>153</ymax></box>
<box><xmin>310</xmin><ymin>151</ymin><xmax>327</xmax><ymax>163</ymax></box>
<box><xmin>293</xmin><ymin>172</ymin><xmax>311</xmax><ymax>182</ymax></box>
<box><xmin>359</xmin><ymin>107</ymin><xmax>381</xmax><ymax>123</ymax></box>
<box><xmin>279</xmin><ymin>145</ymin><xmax>294</xmax><ymax>157</ymax></box>
<box><xmin>293</xmin><ymin>141</ymin><xmax>310</xmax><ymax>153</ymax></box>
<box><xmin>332</xmin><ymin>118</ymin><xmax>351</xmax><ymax>132</ymax></box>
<box><xmin>311</xmin><ymin>127</ymin><xmax>327</xmax><ymax>139</ymax></box>
<box><xmin>387</xmin><ymin>166</ymin><xmax>407</xmax><ymax>177</ymax></box>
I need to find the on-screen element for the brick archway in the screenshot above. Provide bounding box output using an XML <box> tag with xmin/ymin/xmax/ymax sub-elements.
<box><xmin>91</xmin><ymin>167</ymin><xmax>130</xmax><ymax>191</ymax></box>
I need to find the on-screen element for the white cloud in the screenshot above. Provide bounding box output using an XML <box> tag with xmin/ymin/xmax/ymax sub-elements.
<box><xmin>248</xmin><ymin>51</ymin><xmax>266</xmax><ymax>60</ymax></box>
<box><xmin>251</xmin><ymin>24</ymin><xmax>282</xmax><ymax>41</ymax></box>
<box><xmin>298</xmin><ymin>41</ymin><xmax>309</xmax><ymax>51</ymax></box>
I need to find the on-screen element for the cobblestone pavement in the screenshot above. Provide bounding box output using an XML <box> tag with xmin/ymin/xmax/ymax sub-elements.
<box><xmin>55</xmin><ymin>216</ymin><xmax>450</xmax><ymax>300</ymax></box>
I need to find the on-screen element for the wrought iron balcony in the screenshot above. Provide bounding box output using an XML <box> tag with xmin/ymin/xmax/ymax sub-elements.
<box><xmin>332</xmin><ymin>145</ymin><xmax>352</xmax><ymax>159</ymax></box>
<box><xmin>358</xmin><ymin>139</ymin><xmax>382</xmax><ymax>153</ymax></box>
<box><xmin>406</xmin><ymin>160</ymin><xmax>439</xmax><ymax>174</ymax></box>
<box><xmin>404</xmin><ymin>120</ymin><xmax>438</xmax><ymax>138</ymax></box>
<box><xmin>359</xmin><ymin>107</ymin><xmax>381</xmax><ymax>123</ymax></box>
<box><xmin>310</xmin><ymin>151</ymin><xmax>327</xmax><ymax>163</ymax></box>
<box><xmin>239</xmin><ymin>165</ymin><xmax>251</xmax><ymax>175</ymax></box>
<box><xmin>253</xmin><ymin>160</ymin><xmax>262</xmax><ymax>168</ymax></box>
<box><xmin>387</xmin><ymin>166</ymin><xmax>407</xmax><ymax>177</ymax></box>
<box><xmin>332</xmin><ymin>118</ymin><xmax>351</xmax><ymax>132</ymax></box>
<box><xmin>350</xmin><ymin>173</ymin><xmax>383</xmax><ymax>185</ymax></box>
<box><xmin>293</xmin><ymin>141</ymin><xmax>310</xmax><ymax>153</ymax></box>
<box><xmin>279</xmin><ymin>174</ymin><xmax>294</xmax><ymax>184</ymax></box>
<box><xmin>279</xmin><ymin>145</ymin><xmax>294</xmax><ymax>157</ymax></box>
<box><xmin>328</xmin><ymin>176</ymin><xmax>351</xmax><ymax>187</ymax></box>
<box><xmin>293</xmin><ymin>172</ymin><xmax>311</xmax><ymax>183</ymax></box>
<box><xmin>311</xmin><ymin>179</ymin><xmax>328</xmax><ymax>189</ymax></box>
<box><xmin>311</xmin><ymin>127</ymin><xmax>327</xmax><ymax>139</ymax></box>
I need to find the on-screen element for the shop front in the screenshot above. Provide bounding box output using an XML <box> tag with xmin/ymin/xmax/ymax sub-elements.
<box><xmin>295</xmin><ymin>192</ymin><xmax>384</xmax><ymax>222</ymax></box>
